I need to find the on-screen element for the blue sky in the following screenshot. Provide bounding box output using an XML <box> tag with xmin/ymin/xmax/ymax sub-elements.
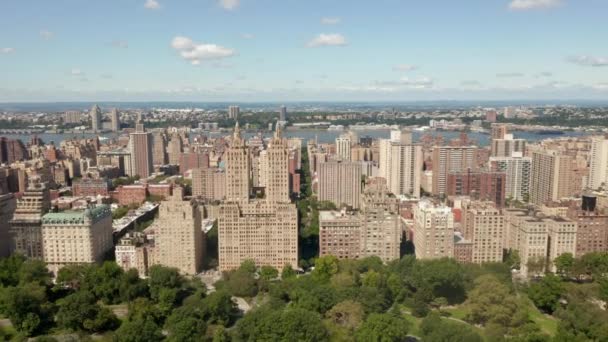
<box><xmin>1</xmin><ymin>0</ymin><xmax>607</xmax><ymax>102</ymax></box>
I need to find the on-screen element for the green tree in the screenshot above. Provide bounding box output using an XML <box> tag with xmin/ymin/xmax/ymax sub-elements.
<box><xmin>281</xmin><ymin>264</ymin><xmax>296</xmax><ymax>279</ymax></box>
<box><xmin>18</xmin><ymin>260</ymin><xmax>51</xmax><ymax>286</ymax></box>
<box><xmin>0</xmin><ymin>254</ymin><xmax>26</xmax><ymax>286</ymax></box>
<box><xmin>235</xmin><ymin>307</ymin><xmax>327</xmax><ymax>341</ymax></box>
<box><xmin>554</xmin><ymin>253</ymin><xmax>575</xmax><ymax>277</ymax></box>
<box><xmin>527</xmin><ymin>274</ymin><xmax>564</xmax><ymax>313</ymax></box>
<box><xmin>410</xmin><ymin>258</ymin><xmax>466</xmax><ymax>304</ymax></box>
<box><xmin>225</xmin><ymin>269</ymin><xmax>258</xmax><ymax>297</ymax></box>
<box><xmin>259</xmin><ymin>265</ymin><xmax>279</xmax><ymax>281</ymax></box>
<box><xmin>325</xmin><ymin>300</ymin><xmax>365</xmax><ymax>331</ymax></box>
<box><xmin>0</xmin><ymin>284</ymin><xmax>53</xmax><ymax>336</ymax></box>
<box><xmin>148</xmin><ymin>265</ymin><xmax>184</xmax><ymax>302</ymax></box>
<box><xmin>114</xmin><ymin>318</ymin><xmax>164</xmax><ymax>342</ymax></box>
<box><xmin>355</xmin><ymin>313</ymin><xmax>410</xmax><ymax>342</ymax></box>
<box><xmin>56</xmin><ymin>291</ymin><xmax>119</xmax><ymax>332</ymax></box>
<box><xmin>202</xmin><ymin>291</ymin><xmax>238</xmax><ymax>325</ymax></box>
<box><xmin>312</xmin><ymin>255</ymin><xmax>339</xmax><ymax>282</ymax></box>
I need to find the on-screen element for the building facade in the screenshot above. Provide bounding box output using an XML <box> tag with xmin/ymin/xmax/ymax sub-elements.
<box><xmin>9</xmin><ymin>181</ymin><xmax>51</xmax><ymax>258</ymax></box>
<box><xmin>318</xmin><ymin>160</ymin><xmax>362</xmax><ymax>209</ymax></box>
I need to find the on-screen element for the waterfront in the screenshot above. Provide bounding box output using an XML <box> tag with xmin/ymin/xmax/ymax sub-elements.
<box><xmin>0</xmin><ymin>128</ymin><xmax>592</xmax><ymax>147</ymax></box>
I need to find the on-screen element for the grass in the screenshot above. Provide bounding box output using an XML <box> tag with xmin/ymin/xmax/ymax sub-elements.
<box><xmin>443</xmin><ymin>305</ymin><xmax>468</xmax><ymax>321</ymax></box>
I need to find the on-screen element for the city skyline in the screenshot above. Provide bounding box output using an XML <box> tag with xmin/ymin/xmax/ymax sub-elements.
<box><xmin>1</xmin><ymin>0</ymin><xmax>608</xmax><ymax>102</ymax></box>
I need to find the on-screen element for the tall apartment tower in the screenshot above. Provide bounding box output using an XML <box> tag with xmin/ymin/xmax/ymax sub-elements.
<box><xmin>218</xmin><ymin>124</ymin><xmax>298</xmax><ymax>271</ymax></box>
<box><xmin>360</xmin><ymin>180</ymin><xmax>401</xmax><ymax>262</ymax></box>
<box><xmin>491</xmin><ymin>134</ymin><xmax>526</xmax><ymax>157</ymax></box>
<box><xmin>413</xmin><ymin>200</ymin><xmax>455</xmax><ymax>259</ymax></box>
<box><xmin>530</xmin><ymin>149</ymin><xmax>573</xmax><ymax>206</ymax></box>
<box><xmin>151</xmin><ymin>187</ymin><xmax>204</xmax><ymax>275</ymax></box>
<box><xmin>318</xmin><ymin>160</ymin><xmax>362</xmax><ymax>209</ymax></box>
<box><xmin>225</xmin><ymin>122</ymin><xmax>250</xmax><ymax>202</ymax></box>
<box><xmin>279</xmin><ymin>105</ymin><xmax>287</xmax><ymax>122</ymax></box>
<box><xmin>110</xmin><ymin>108</ymin><xmax>121</xmax><ymax>132</ymax></box>
<box><xmin>167</xmin><ymin>134</ymin><xmax>183</xmax><ymax>165</ymax></box>
<box><xmin>0</xmin><ymin>192</ymin><xmax>16</xmax><ymax>257</ymax></box>
<box><xmin>491</xmin><ymin>124</ymin><xmax>508</xmax><ymax>140</ymax></box>
<box><xmin>588</xmin><ymin>136</ymin><xmax>608</xmax><ymax>190</ymax></box>
<box><xmin>192</xmin><ymin>167</ymin><xmax>226</xmax><ymax>201</ymax></box>
<box><xmin>41</xmin><ymin>205</ymin><xmax>113</xmax><ymax>275</ymax></box>
<box><xmin>336</xmin><ymin>134</ymin><xmax>352</xmax><ymax>161</ymax></box>
<box><xmin>151</xmin><ymin>131</ymin><xmax>167</xmax><ymax>166</ymax></box>
<box><xmin>432</xmin><ymin>146</ymin><xmax>477</xmax><ymax>196</ymax></box>
<box><xmin>462</xmin><ymin>201</ymin><xmax>505</xmax><ymax>264</ymax></box>
<box><xmin>490</xmin><ymin>153</ymin><xmax>532</xmax><ymax>201</ymax></box>
<box><xmin>378</xmin><ymin>131</ymin><xmax>422</xmax><ymax>198</ymax></box>
<box><xmin>228</xmin><ymin>105</ymin><xmax>240</xmax><ymax>120</ymax></box>
<box><xmin>129</xmin><ymin>124</ymin><xmax>153</xmax><ymax>178</ymax></box>
<box><xmin>90</xmin><ymin>104</ymin><xmax>102</xmax><ymax>132</ymax></box>
<box><xmin>9</xmin><ymin>181</ymin><xmax>51</xmax><ymax>258</ymax></box>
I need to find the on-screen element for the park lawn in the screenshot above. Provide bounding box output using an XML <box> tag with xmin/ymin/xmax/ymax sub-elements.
<box><xmin>526</xmin><ymin>302</ymin><xmax>558</xmax><ymax>336</ymax></box>
<box><xmin>443</xmin><ymin>305</ymin><xmax>469</xmax><ymax>320</ymax></box>
<box><xmin>401</xmin><ymin>310</ymin><xmax>422</xmax><ymax>337</ymax></box>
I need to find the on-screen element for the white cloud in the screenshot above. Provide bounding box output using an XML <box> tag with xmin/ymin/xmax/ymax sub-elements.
<box><xmin>1</xmin><ymin>47</ymin><xmax>15</xmax><ymax>54</ymax></box>
<box><xmin>509</xmin><ymin>0</ymin><xmax>560</xmax><ymax>10</ymax></box>
<box><xmin>321</xmin><ymin>17</ymin><xmax>341</xmax><ymax>25</ymax></box>
<box><xmin>111</xmin><ymin>40</ymin><xmax>129</xmax><ymax>48</ymax></box>
<box><xmin>496</xmin><ymin>72</ymin><xmax>525</xmax><ymax>78</ymax></box>
<box><xmin>40</xmin><ymin>30</ymin><xmax>54</xmax><ymax>40</ymax></box>
<box><xmin>219</xmin><ymin>0</ymin><xmax>239</xmax><ymax>10</ymax></box>
<box><xmin>171</xmin><ymin>36</ymin><xmax>236</xmax><ymax>65</ymax></box>
<box><xmin>400</xmin><ymin>76</ymin><xmax>434</xmax><ymax>88</ymax></box>
<box><xmin>593</xmin><ymin>83</ymin><xmax>608</xmax><ymax>90</ymax></box>
<box><xmin>307</xmin><ymin>33</ymin><xmax>347</xmax><ymax>47</ymax></box>
<box><xmin>241</xmin><ymin>33</ymin><xmax>255</xmax><ymax>39</ymax></box>
<box><xmin>392</xmin><ymin>64</ymin><xmax>418</xmax><ymax>72</ymax></box>
<box><xmin>567</xmin><ymin>55</ymin><xmax>608</xmax><ymax>67</ymax></box>
<box><xmin>144</xmin><ymin>0</ymin><xmax>160</xmax><ymax>10</ymax></box>
<box><xmin>71</xmin><ymin>68</ymin><xmax>83</xmax><ymax>76</ymax></box>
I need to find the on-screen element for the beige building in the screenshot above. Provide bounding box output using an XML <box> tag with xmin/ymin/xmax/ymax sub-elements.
<box><xmin>530</xmin><ymin>149</ymin><xmax>574</xmax><ymax>206</ymax></box>
<box><xmin>41</xmin><ymin>205</ymin><xmax>113</xmax><ymax>275</ymax></box>
<box><xmin>9</xmin><ymin>181</ymin><xmax>50</xmax><ymax>258</ymax></box>
<box><xmin>462</xmin><ymin>201</ymin><xmax>504</xmax><ymax>264</ymax></box>
<box><xmin>167</xmin><ymin>134</ymin><xmax>183</xmax><ymax>165</ymax></box>
<box><xmin>192</xmin><ymin>167</ymin><xmax>226</xmax><ymax>201</ymax></box>
<box><xmin>110</xmin><ymin>108</ymin><xmax>120</xmax><ymax>132</ymax></box>
<box><xmin>219</xmin><ymin>125</ymin><xmax>298</xmax><ymax>271</ymax></box>
<box><xmin>490</xmin><ymin>153</ymin><xmax>531</xmax><ymax>201</ymax></box>
<box><xmin>129</xmin><ymin>124</ymin><xmax>153</xmax><ymax>178</ymax></box>
<box><xmin>151</xmin><ymin>131</ymin><xmax>167</xmax><ymax>166</ymax></box>
<box><xmin>150</xmin><ymin>187</ymin><xmax>204</xmax><ymax>275</ymax></box>
<box><xmin>336</xmin><ymin>134</ymin><xmax>351</xmax><ymax>161</ymax></box>
<box><xmin>378</xmin><ymin>130</ymin><xmax>422</xmax><ymax>198</ymax></box>
<box><xmin>413</xmin><ymin>200</ymin><xmax>454</xmax><ymax>259</ymax></box>
<box><xmin>588</xmin><ymin>136</ymin><xmax>608</xmax><ymax>190</ymax></box>
<box><xmin>319</xmin><ymin>181</ymin><xmax>401</xmax><ymax>263</ymax></box>
<box><xmin>0</xmin><ymin>193</ymin><xmax>16</xmax><ymax>257</ymax></box>
<box><xmin>432</xmin><ymin>146</ymin><xmax>477</xmax><ymax>196</ymax></box>
<box><xmin>491</xmin><ymin>134</ymin><xmax>526</xmax><ymax>157</ymax></box>
<box><xmin>115</xmin><ymin>232</ymin><xmax>154</xmax><ymax>277</ymax></box>
<box><xmin>318</xmin><ymin>160</ymin><xmax>362</xmax><ymax>209</ymax></box>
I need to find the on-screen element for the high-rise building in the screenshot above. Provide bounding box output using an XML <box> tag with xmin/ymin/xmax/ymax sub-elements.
<box><xmin>378</xmin><ymin>131</ymin><xmax>422</xmax><ymax>198</ymax></box>
<box><xmin>446</xmin><ymin>170</ymin><xmax>507</xmax><ymax>207</ymax></box>
<box><xmin>318</xmin><ymin>160</ymin><xmax>362</xmax><ymax>209</ymax></box>
<box><xmin>129</xmin><ymin>124</ymin><xmax>153</xmax><ymax>178</ymax></box>
<box><xmin>490</xmin><ymin>153</ymin><xmax>532</xmax><ymax>201</ymax></box>
<box><xmin>462</xmin><ymin>202</ymin><xmax>505</xmax><ymax>264</ymax></box>
<box><xmin>319</xmin><ymin>180</ymin><xmax>401</xmax><ymax>262</ymax></box>
<box><xmin>0</xmin><ymin>192</ymin><xmax>16</xmax><ymax>257</ymax></box>
<box><xmin>9</xmin><ymin>180</ymin><xmax>50</xmax><ymax>258</ymax></box>
<box><xmin>167</xmin><ymin>134</ymin><xmax>183</xmax><ymax>165</ymax></box>
<box><xmin>588</xmin><ymin>136</ymin><xmax>608</xmax><ymax>190</ymax></box>
<box><xmin>110</xmin><ymin>108</ymin><xmax>121</xmax><ymax>132</ymax></box>
<box><xmin>150</xmin><ymin>187</ymin><xmax>204</xmax><ymax>275</ymax></box>
<box><xmin>431</xmin><ymin>146</ymin><xmax>477</xmax><ymax>196</ymax></box>
<box><xmin>491</xmin><ymin>134</ymin><xmax>526</xmax><ymax>157</ymax></box>
<box><xmin>192</xmin><ymin>167</ymin><xmax>226</xmax><ymax>201</ymax></box>
<box><xmin>228</xmin><ymin>105</ymin><xmax>240</xmax><ymax>120</ymax></box>
<box><xmin>0</xmin><ymin>137</ymin><xmax>28</xmax><ymax>164</ymax></box>
<box><xmin>41</xmin><ymin>205</ymin><xmax>113</xmax><ymax>275</ymax></box>
<box><xmin>279</xmin><ymin>105</ymin><xmax>287</xmax><ymax>122</ymax></box>
<box><xmin>530</xmin><ymin>149</ymin><xmax>574</xmax><ymax>206</ymax></box>
<box><xmin>491</xmin><ymin>124</ymin><xmax>508</xmax><ymax>140</ymax></box>
<box><xmin>567</xmin><ymin>196</ymin><xmax>608</xmax><ymax>256</ymax></box>
<box><xmin>63</xmin><ymin>111</ymin><xmax>82</xmax><ymax>124</ymax></box>
<box><xmin>413</xmin><ymin>200</ymin><xmax>454</xmax><ymax>259</ymax></box>
<box><xmin>151</xmin><ymin>131</ymin><xmax>167</xmax><ymax>166</ymax></box>
<box><xmin>218</xmin><ymin>124</ymin><xmax>298</xmax><ymax>271</ymax></box>
<box><xmin>336</xmin><ymin>134</ymin><xmax>352</xmax><ymax>161</ymax></box>
<box><xmin>90</xmin><ymin>104</ymin><xmax>102</xmax><ymax>132</ymax></box>
<box><xmin>224</xmin><ymin>122</ymin><xmax>250</xmax><ymax>202</ymax></box>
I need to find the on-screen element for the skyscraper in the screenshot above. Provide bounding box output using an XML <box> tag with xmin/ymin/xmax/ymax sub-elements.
<box><xmin>413</xmin><ymin>200</ymin><xmax>454</xmax><ymax>259</ymax></box>
<box><xmin>151</xmin><ymin>131</ymin><xmax>167</xmax><ymax>166</ymax></box>
<box><xmin>129</xmin><ymin>123</ymin><xmax>153</xmax><ymax>178</ymax></box>
<box><xmin>588</xmin><ymin>136</ymin><xmax>608</xmax><ymax>190</ymax></box>
<box><xmin>530</xmin><ymin>149</ymin><xmax>574</xmax><ymax>206</ymax></box>
<box><xmin>90</xmin><ymin>104</ymin><xmax>102</xmax><ymax>132</ymax></box>
<box><xmin>318</xmin><ymin>160</ymin><xmax>362</xmax><ymax>209</ymax></box>
<box><xmin>490</xmin><ymin>153</ymin><xmax>531</xmax><ymax>201</ymax></box>
<box><xmin>491</xmin><ymin>134</ymin><xmax>526</xmax><ymax>157</ymax></box>
<box><xmin>219</xmin><ymin>123</ymin><xmax>298</xmax><ymax>271</ymax></box>
<box><xmin>378</xmin><ymin>130</ymin><xmax>422</xmax><ymax>198</ymax></box>
<box><xmin>150</xmin><ymin>187</ymin><xmax>204</xmax><ymax>275</ymax></box>
<box><xmin>431</xmin><ymin>146</ymin><xmax>477</xmax><ymax>196</ymax></box>
<box><xmin>335</xmin><ymin>134</ymin><xmax>352</xmax><ymax>161</ymax></box>
<box><xmin>167</xmin><ymin>134</ymin><xmax>183</xmax><ymax>165</ymax></box>
<box><xmin>110</xmin><ymin>108</ymin><xmax>121</xmax><ymax>132</ymax></box>
<box><xmin>228</xmin><ymin>105</ymin><xmax>240</xmax><ymax>120</ymax></box>
<box><xmin>9</xmin><ymin>180</ymin><xmax>51</xmax><ymax>259</ymax></box>
<box><xmin>0</xmin><ymin>191</ymin><xmax>16</xmax><ymax>257</ymax></box>
<box><xmin>279</xmin><ymin>105</ymin><xmax>287</xmax><ymax>122</ymax></box>
<box><xmin>462</xmin><ymin>201</ymin><xmax>505</xmax><ymax>264</ymax></box>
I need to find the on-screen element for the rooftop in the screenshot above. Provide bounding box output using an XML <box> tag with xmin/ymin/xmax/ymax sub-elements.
<box><xmin>42</xmin><ymin>205</ymin><xmax>111</xmax><ymax>225</ymax></box>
